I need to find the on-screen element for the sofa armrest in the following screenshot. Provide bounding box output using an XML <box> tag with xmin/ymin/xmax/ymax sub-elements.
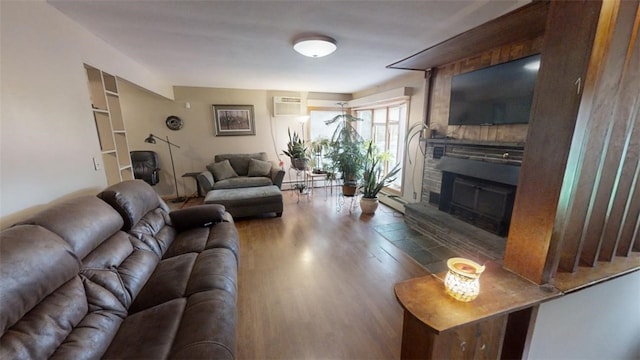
<box><xmin>169</xmin><ymin>204</ymin><xmax>227</xmax><ymax>231</ymax></box>
<box><xmin>197</xmin><ymin>171</ymin><xmax>215</xmax><ymax>193</ymax></box>
<box><xmin>270</xmin><ymin>165</ymin><xmax>285</xmax><ymax>189</ymax></box>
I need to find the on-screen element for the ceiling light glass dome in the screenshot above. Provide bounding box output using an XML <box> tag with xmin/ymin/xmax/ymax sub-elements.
<box><xmin>293</xmin><ymin>36</ymin><xmax>337</xmax><ymax>58</ymax></box>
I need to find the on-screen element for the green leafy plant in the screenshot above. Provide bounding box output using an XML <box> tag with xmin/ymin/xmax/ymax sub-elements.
<box><xmin>325</xmin><ymin>111</ymin><xmax>366</xmax><ymax>185</ymax></box>
<box><xmin>293</xmin><ymin>182</ymin><xmax>307</xmax><ymax>193</ymax></box>
<box><xmin>283</xmin><ymin>128</ymin><xmax>309</xmax><ymax>170</ymax></box>
<box><xmin>309</xmin><ymin>137</ymin><xmax>331</xmax><ymax>173</ymax></box>
<box><xmin>310</xmin><ymin>137</ymin><xmax>330</xmax><ymax>155</ymax></box>
<box><xmin>283</xmin><ymin>128</ymin><xmax>307</xmax><ymax>159</ymax></box>
<box><xmin>360</xmin><ymin>141</ymin><xmax>401</xmax><ymax>199</ymax></box>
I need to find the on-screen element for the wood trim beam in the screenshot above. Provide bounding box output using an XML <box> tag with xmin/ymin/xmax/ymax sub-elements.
<box><xmin>503</xmin><ymin>0</ymin><xmax>603</xmax><ymax>284</ymax></box>
<box><xmin>387</xmin><ymin>1</ymin><xmax>549</xmax><ymax>71</ymax></box>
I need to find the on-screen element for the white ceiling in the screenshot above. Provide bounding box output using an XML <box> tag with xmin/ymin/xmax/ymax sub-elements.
<box><xmin>49</xmin><ymin>0</ymin><xmax>530</xmax><ymax>94</ymax></box>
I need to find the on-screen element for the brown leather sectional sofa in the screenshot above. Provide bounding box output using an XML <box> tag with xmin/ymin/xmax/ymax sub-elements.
<box><xmin>0</xmin><ymin>180</ymin><xmax>239</xmax><ymax>359</ymax></box>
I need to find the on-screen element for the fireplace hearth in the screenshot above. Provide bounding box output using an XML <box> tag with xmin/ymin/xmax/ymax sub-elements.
<box><xmin>405</xmin><ymin>139</ymin><xmax>524</xmax><ymax>260</ymax></box>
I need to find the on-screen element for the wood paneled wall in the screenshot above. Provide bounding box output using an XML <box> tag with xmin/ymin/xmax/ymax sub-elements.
<box><xmin>428</xmin><ymin>37</ymin><xmax>543</xmax><ymax>142</ymax></box>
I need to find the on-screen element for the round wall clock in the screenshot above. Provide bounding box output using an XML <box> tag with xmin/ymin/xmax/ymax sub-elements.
<box><xmin>165</xmin><ymin>115</ymin><xmax>184</xmax><ymax>130</ymax></box>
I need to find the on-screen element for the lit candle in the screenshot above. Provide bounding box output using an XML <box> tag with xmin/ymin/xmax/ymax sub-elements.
<box><xmin>444</xmin><ymin>258</ymin><xmax>485</xmax><ymax>302</ymax></box>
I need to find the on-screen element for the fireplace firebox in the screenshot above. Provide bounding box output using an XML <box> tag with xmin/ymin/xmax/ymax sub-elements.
<box><xmin>436</xmin><ymin>156</ymin><xmax>520</xmax><ymax>236</ymax></box>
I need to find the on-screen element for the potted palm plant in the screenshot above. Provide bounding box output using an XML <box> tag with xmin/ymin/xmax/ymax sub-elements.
<box><xmin>283</xmin><ymin>128</ymin><xmax>308</xmax><ymax>170</ymax></box>
<box><xmin>325</xmin><ymin>111</ymin><xmax>366</xmax><ymax>196</ymax></box>
<box><xmin>359</xmin><ymin>141</ymin><xmax>401</xmax><ymax>214</ymax></box>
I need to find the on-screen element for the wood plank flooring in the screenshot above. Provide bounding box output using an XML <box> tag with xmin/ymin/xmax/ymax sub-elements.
<box><xmin>232</xmin><ymin>191</ymin><xmax>428</xmax><ymax>359</ymax></box>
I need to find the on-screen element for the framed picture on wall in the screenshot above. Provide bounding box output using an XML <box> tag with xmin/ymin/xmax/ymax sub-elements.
<box><xmin>213</xmin><ymin>104</ymin><xmax>256</xmax><ymax>136</ymax></box>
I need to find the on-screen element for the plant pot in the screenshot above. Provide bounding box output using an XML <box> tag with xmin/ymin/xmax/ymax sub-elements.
<box><xmin>291</xmin><ymin>158</ymin><xmax>308</xmax><ymax>171</ymax></box>
<box><xmin>342</xmin><ymin>184</ymin><xmax>357</xmax><ymax>197</ymax></box>
<box><xmin>360</xmin><ymin>197</ymin><xmax>379</xmax><ymax>214</ymax></box>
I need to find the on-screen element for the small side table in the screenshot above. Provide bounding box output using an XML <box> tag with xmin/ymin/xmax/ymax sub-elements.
<box><xmin>306</xmin><ymin>171</ymin><xmax>329</xmax><ymax>199</ymax></box>
<box><xmin>181</xmin><ymin>172</ymin><xmax>203</xmax><ymax>197</ymax></box>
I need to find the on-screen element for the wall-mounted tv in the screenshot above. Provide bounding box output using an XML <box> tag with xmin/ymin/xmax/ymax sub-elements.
<box><xmin>448</xmin><ymin>54</ymin><xmax>541</xmax><ymax>126</ymax></box>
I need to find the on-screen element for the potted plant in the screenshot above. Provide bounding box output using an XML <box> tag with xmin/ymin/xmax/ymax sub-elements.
<box><xmin>293</xmin><ymin>182</ymin><xmax>308</xmax><ymax>193</ymax></box>
<box><xmin>310</xmin><ymin>137</ymin><xmax>330</xmax><ymax>174</ymax></box>
<box><xmin>359</xmin><ymin>141</ymin><xmax>402</xmax><ymax>214</ymax></box>
<box><xmin>325</xmin><ymin>109</ymin><xmax>366</xmax><ymax>196</ymax></box>
<box><xmin>283</xmin><ymin>128</ymin><xmax>308</xmax><ymax>170</ymax></box>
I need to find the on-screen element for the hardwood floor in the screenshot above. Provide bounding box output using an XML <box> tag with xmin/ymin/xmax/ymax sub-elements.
<box><xmin>233</xmin><ymin>191</ymin><xmax>427</xmax><ymax>359</ymax></box>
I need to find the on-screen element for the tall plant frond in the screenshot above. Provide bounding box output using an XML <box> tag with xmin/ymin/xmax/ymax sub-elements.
<box><xmin>360</xmin><ymin>142</ymin><xmax>402</xmax><ymax>198</ymax></box>
<box><xmin>324</xmin><ymin>113</ymin><xmax>364</xmax><ymax>126</ymax></box>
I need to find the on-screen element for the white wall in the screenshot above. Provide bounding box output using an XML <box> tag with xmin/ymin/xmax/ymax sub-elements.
<box><xmin>0</xmin><ymin>1</ymin><xmax>172</xmax><ymax>228</ymax></box>
<box><xmin>528</xmin><ymin>271</ymin><xmax>640</xmax><ymax>359</ymax></box>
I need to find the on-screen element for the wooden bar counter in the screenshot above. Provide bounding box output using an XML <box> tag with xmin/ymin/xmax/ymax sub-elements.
<box><xmin>395</xmin><ymin>262</ymin><xmax>561</xmax><ymax>359</ymax></box>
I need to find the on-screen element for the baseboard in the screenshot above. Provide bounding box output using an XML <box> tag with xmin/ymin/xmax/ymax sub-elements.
<box><xmin>379</xmin><ymin>192</ymin><xmax>407</xmax><ymax>214</ymax></box>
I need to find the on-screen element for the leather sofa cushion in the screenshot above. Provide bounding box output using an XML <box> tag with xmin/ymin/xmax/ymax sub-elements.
<box><xmin>0</xmin><ymin>225</ymin><xmax>80</xmax><ymax>334</ymax></box>
<box><xmin>0</xmin><ymin>226</ymin><xmax>126</xmax><ymax>359</ymax></box>
<box><xmin>82</xmin><ymin>231</ymin><xmax>158</xmax><ymax>309</ymax></box>
<box><xmin>130</xmin><ymin>248</ymin><xmax>237</xmax><ymax>312</ymax></box>
<box><xmin>163</xmin><ymin>227</ymin><xmax>211</xmax><ymax>259</ymax></box>
<box><xmin>104</xmin><ymin>298</ymin><xmax>186</xmax><ymax>359</ymax></box>
<box><xmin>2</xmin><ymin>277</ymin><xmax>87</xmax><ymax>359</ymax></box>
<box><xmin>130</xmin><ymin>253</ymin><xmax>196</xmax><ymax>312</ymax></box>
<box><xmin>204</xmin><ymin>222</ymin><xmax>241</xmax><ymax>263</ymax></box>
<box><xmin>128</xmin><ymin>207</ymin><xmax>175</xmax><ymax>258</ymax></box>
<box><xmin>185</xmin><ymin>248</ymin><xmax>237</xmax><ymax>297</ymax></box>
<box><xmin>16</xmin><ymin>196</ymin><xmax>124</xmax><ymax>259</ymax></box>
<box><xmin>105</xmin><ymin>289</ymin><xmax>236</xmax><ymax>359</ymax></box>
<box><xmin>169</xmin><ymin>204</ymin><xmax>226</xmax><ymax>231</ymax></box>
<box><xmin>163</xmin><ymin>221</ymin><xmax>239</xmax><ymax>261</ymax></box>
<box><xmin>98</xmin><ymin>180</ymin><xmax>169</xmax><ymax>231</ymax></box>
<box><xmin>52</xmin><ymin>275</ymin><xmax>126</xmax><ymax>358</ymax></box>
<box><xmin>169</xmin><ymin>290</ymin><xmax>236</xmax><ymax>359</ymax></box>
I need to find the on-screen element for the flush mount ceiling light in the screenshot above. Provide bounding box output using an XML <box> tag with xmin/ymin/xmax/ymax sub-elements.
<box><xmin>293</xmin><ymin>36</ymin><xmax>337</xmax><ymax>58</ymax></box>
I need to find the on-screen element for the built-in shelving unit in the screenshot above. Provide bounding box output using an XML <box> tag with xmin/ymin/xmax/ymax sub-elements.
<box><xmin>84</xmin><ymin>65</ymin><xmax>133</xmax><ymax>186</ymax></box>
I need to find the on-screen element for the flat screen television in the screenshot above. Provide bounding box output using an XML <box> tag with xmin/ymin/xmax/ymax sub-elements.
<box><xmin>448</xmin><ymin>54</ymin><xmax>541</xmax><ymax>126</ymax></box>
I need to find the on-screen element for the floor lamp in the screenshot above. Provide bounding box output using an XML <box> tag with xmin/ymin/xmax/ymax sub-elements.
<box><xmin>144</xmin><ymin>133</ymin><xmax>186</xmax><ymax>203</ymax></box>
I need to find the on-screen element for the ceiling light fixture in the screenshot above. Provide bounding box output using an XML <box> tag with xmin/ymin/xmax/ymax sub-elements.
<box><xmin>293</xmin><ymin>36</ymin><xmax>337</xmax><ymax>58</ymax></box>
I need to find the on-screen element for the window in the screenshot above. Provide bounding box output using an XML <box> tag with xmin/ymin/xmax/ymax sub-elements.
<box><xmin>309</xmin><ymin>110</ymin><xmax>341</xmax><ymax>141</ymax></box>
<box><xmin>356</xmin><ymin>103</ymin><xmax>408</xmax><ymax>191</ymax></box>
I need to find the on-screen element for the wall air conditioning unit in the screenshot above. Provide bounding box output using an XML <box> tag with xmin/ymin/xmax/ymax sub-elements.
<box><xmin>273</xmin><ymin>96</ymin><xmax>303</xmax><ymax>117</ymax></box>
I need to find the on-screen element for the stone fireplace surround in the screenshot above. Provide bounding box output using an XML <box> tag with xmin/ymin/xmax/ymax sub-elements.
<box><xmin>405</xmin><ymin>138</ymin><xmax>525</xmax><ymax>262</ymax></box>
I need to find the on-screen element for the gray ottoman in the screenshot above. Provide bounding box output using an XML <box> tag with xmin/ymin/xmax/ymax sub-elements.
<box><xmin>204</xmin><ymin>185</ymin><xmax>283</xmax><ymax>218</ymax></box>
